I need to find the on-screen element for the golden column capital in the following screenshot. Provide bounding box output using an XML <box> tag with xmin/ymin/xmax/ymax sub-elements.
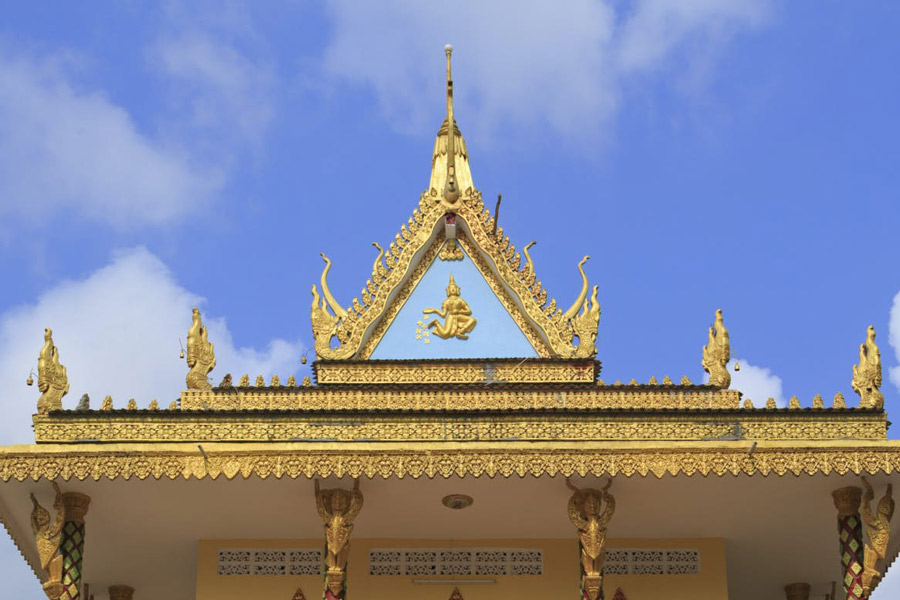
<box><xmin>61</xmin><ymin>492</ymin><xmax>90</xmax><ymax>525</ymax></box>
<box><xmin>784</xmin><ymin>582</ymin><xmax>810</xmax><ymax>600</ymax></box>
<box><xmin>833</xmin><ymin>486</ymin><xmax>863</xmax><ymax>516</ymax></box>
<box><xmin>108</xmin><ymin>585</ymin><xmax>134</xmax><ymax>600</ymax></box>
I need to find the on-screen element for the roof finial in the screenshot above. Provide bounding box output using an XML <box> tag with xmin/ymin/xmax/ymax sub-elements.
<box><xmin>442</xmin><ymin>44</ymin><xmax>460</xmax><ymax>207</ymax></box>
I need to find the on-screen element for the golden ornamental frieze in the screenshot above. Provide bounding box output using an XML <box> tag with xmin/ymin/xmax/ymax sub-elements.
<box><xmin>31</xmin><ymin>412</ymin><xmax>887</xmax><ymax>444</ymax></box>
<box><xmin>314</xmin><ymin>360</ymin><xmax>598</xmax><ymax>385</ymax></box>
<box><xmin>3</xmin><ymin>443</ymin><xmax>900</xmax><ymax>481</ymax></box>
<box><xmin>177</xmin><ymin>387</ymin><xmax>742</xmax><ymax>411</ymax></box>
<box><xmin>310</xmin><ymin>186</ymin><xmax>602</xmax><ymax>360</ymax></box>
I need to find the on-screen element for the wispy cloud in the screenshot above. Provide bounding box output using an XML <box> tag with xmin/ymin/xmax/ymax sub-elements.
<box><xmin>0</xmin><ymin>247</ymin><xmax>302</xmax><ymax>445</ymax></box>
<box><xmin>889</xmin><ymin>289</ymin><xmax>900</xmax><ymax>392</ymax></box>
<box><xmin>321</xmin><ymin>0</ymin><xmax>771</xmax><ymax>141</ymax></box>
<box><xmin>0</xmin><ymin>49</ymin><xmax>221</xmax><ymax>228</ymax></box>
<box><xmin>703</xmin><ymin>360</ymin><xmax>784</xmax><ymax>407</ymax></box>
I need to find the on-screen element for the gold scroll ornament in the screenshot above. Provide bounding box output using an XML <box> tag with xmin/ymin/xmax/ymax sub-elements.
<box><xmin>702</xmin><ymin>309</ymin><xmax>731</xmax><ymax>388</ymax></box>
<box><xmin>567</xmin><ymin>479</ymin><xmax>616</xmax><ymax>600</ymax></box>
<box><xmin>852</xmin><ymin>326</ymin><xmax>884</xmax><ymax>410</ymax></box>
<box><xmin>186</xmin><ymin>308</ymin><xmax>216</xmax><ymax>390</ymax></box>
<box><xmin>37</xmin><ymin>328</ymin><xmax>69</xmax><ymax>415</ymax></box>
<box><xmin>316</xmin><ymin>479</ymin><xmax>364</xmax><ymax>598</ymax></box>
<box><xmin>860</xmin><ymin>477</ymin><xmax>894</xmax><ymax>596</ymax></box>
<box><xmin>422</xmin><ymin>275</ymin><xmax>477</xmax><ymax>339</ymax></box>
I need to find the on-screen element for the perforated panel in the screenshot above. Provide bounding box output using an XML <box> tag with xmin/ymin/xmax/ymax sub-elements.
<box><xmin>369</xmin><ymin>548</ymin><xmax>543</xmax><ymax>576</ymax></box>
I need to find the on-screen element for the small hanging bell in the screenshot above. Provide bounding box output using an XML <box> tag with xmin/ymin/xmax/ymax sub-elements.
<box><xmin>734</xmin><ymin>361</ymin><xmax>741</xmax><ymax>372</ymax></box>
<box><xmin>26</xmin><ymin>374</ymin><xmax>34</xmax><ymax>386</ymax></box>
<box><xmin>301</xmin><ymin>356</ymin><xmax>308</xmax><ymax>365</ymax></box>
<box><xmin>179</xmin><ymin>350</ymin><xmax>185</xmax><ymax>359</ymax></box>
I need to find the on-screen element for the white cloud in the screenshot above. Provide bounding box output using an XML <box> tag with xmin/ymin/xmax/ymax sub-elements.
<box><xmin>889</xmin><ymin>289</ymin><xmax>900</xmax><ymax>392</ymax></box>
<box><xmin>703</xmin><ymin>360</ymin><xmax>784</xmax><ymax>407</ymax></box>
<box><xmin>0</xmin><ymin>50</ymin><xmax>221</xmax><ymax>229</ymax></box>
<box><xmin>150</xmin><ymin>31</ymin><xmax>275</xmax><ymax>150</ymax></box>
<box><xmin>0</xmin><ymin>247</ymin><xmax>303</xmax><ymax>445</ymax></box>
<box><xmin>321</xmin><ymin>0</ymin><xmax>771</xmax><ymax>140</ymax></box>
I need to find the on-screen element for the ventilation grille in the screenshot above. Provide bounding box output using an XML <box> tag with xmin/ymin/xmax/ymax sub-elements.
<box><xmin>369</xmin><ymin>548</ymin><xmax>543</xmax><ymax>576</ymax></box>
<box><xmin>604</xmin><ymin>549</ymin><xmax>700</xmax><ymax>575</ymax></box>
<box><xmin>217</xmin><ymin>549</ymin><xmax>322</xmax><ymax>576</ymax></box>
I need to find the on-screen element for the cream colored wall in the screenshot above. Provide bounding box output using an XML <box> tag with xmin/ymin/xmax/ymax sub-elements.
<box><xmin>197</xmin><ymin>538</ymin><xmax>728</xmax><ymax>600</ymax></box>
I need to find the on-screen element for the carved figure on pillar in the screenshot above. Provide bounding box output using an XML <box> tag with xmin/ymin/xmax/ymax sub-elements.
<box><xmin>37</xmin><ymin>328</ymin><xmax>69</xmax><ymax>414</ymax></box>
<box><xmin>860</xmin><ymin>477</ymin><xmax>894</xmax><ymax>596</ymax></box>
<box><xmin>701</xmin><ymin>309</ymin><xmax>731</xmax><ymax>388</ymax></box>
<box><xmin>567</xmin><ymin>479</ymin><xmax>616</xmax><ymax>600</ymax></box>
<box><xmin>315</xmin><ymin>479</ymin><xmax>363</xmax><ymax>599</ymax></box>
<box><xmin>31</xmin><ymin>483</ymin><xmax>65</xmax><ymax>600</ymax></box>
<box><xmin>852</xmin><ymin>326</ymin><xmax>884</xmax><ymax>409</ymax></box>
<box><xmin>186</xmin><ymin>308</ymin><xmax>216</xmax><ymax>390</ymax></box>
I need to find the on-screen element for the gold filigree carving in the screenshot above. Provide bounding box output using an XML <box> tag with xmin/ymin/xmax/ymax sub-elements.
<box><xmin>422</xmin><ymin>275</ymin><xmax>477</xmax><ymax>339</ymax></box>
<box><xmin>860</xmin><ymin>477</ymin><xmax>894</xmax><ymax>596</ymax></box>
<box><xmin>438</xmin><ymin>239</ymin><xmax>464</xmax><ymax>261</ymax></box>
<box><xmin>31</xmin><ymin>482</ymin><xmax>64</xmax><ymax>599</ymax></box>
<box><xmin>37</xmin><ymin>329</ymin><xmax>69</xmax><ymax>415</ymax></box>
<box><xmin>315</xmin><ymin>360</ymin><xmax>596</xmax><ymax>385</ymax></box>
<box><xmin>853</xmin><ymin>326</ymin><xmax>884</xmax><ymax>410</ymax></box>
<box><xmin>316</xmin><ymin>479</ymin><xmax>363</xmax><ymax>599</ymax></box>
<box><xmin>4</xmin><ymin>444</ymin><xmax>900</xmax><ymax>482</ymax></box>
<box><xmin>702</xmin><ymin>309</ymin><xmax>731</xmax><ymax>388</ymax></box>
<box><xmin>32</xmin><ymin>410</ymin><xmax>887</xmax><ymax>443</ymax></box>
<box><xmin>567</xmin><ymin>479</ymin><xmax>615</xmax><ymax>600</ymax></box>
<box><xmin>186</xmin><ymin>309</ymin><xmax>216</xmax><ymax>390</ymax></box>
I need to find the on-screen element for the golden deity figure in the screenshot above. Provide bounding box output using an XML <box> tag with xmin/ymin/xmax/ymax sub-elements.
<box><xmin>860</xmin><ymin>477</ymin><xmax>894</xmax><ymax>596</ymax></box>
<box><xmin>852</xmin><ymin>325</ymin><xmax>884</xmax><ymax>410</ymax></box>
<box><xmin>37</xmin><ymin>328</ymin><xmax>69</xmax><ymax>415</ymax></box>
<box><xmin>567</xmin><ymin>479</ymin><xmax>616</xmax><ymax>600</ymax></box>
<box><xmin>31</xmin><ymin>483</ymin><xmax>65</xmax><ymax>600</ymax></box>
<box><xmin>423</xmin><ymin>274</ymin><xmax>477</xmax><ymax>340</ymax></box>
<box><xmin>186</xmin><ymin>308</ymin><xmax>216</xmax><ymax>390</ymax></box>
<box><xmin>315</xmin><ymin>479</ymin><xmax>364</xmax><ymax>598</ymax></box>
<box><xmin>702</xmin><ymin>308</ymin><xmax>731</xmax><ymax>388</ymax></box>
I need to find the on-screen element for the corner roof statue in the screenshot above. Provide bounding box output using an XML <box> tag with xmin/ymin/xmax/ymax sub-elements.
<box><xmin>0</xmin><ymin>46</ymin><xmax>897</xmax><ymax>600</ymax></box>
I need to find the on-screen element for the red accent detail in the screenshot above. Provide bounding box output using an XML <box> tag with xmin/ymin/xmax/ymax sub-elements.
<box><xmin>445</xmin><ymin>214</ymin><xmax>456</xmax><ymax>225</ymax></box>
<box><xmin>291</xmin><ymin>588</ymin><xmax>306</xmax><ymax>600</ymax></box>
<box><xmin>612</xmin><ymin>588</ymin><xmax>627</xmax><ymax>600</ymax></box>
<box><xmin>448</xmin><ymin>588</ymin><xmax>464</xmax><ymax>600</ymax></box>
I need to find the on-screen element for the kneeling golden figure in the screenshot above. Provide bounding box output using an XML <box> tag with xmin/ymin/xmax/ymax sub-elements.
<box><xmin>423</xmin><ymin>274</ymin><xmax>477</xmax><ymax>340</ymax></box>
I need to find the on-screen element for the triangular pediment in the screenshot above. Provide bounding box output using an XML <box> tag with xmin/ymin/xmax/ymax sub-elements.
<box><xmin>368</xmin><ymin>239</ymin><xmax>539</xmax><ymax>359</ymax></box>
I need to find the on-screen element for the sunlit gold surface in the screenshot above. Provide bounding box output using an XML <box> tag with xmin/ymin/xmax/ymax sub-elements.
<box><xmin>853</xmin><ymin>325</ymin><xmax>884</xmax><ymax>410</ymax></box>
<box><xmin>701</xmin><ymin>309</ymin><xmax>731</xmax><ymax>388</ymax></box>
<box><xmin>860</xmin><ymin>477</ymin><xmax>894</xmax><ymax>596</ymax></box>
<box><xmin>36</xmin><ymin>329</ymin><xmax>69</xmax><ymax>415</ymax></box>
<box><xmin>316</xmin><ymin>479</ymin><xmax>362</xmax><ymax>598</ymax></box>
<box><xmin>422</xmin><ymin>275</ymin><xmax>477</xmax><ymax>339</ymax></box>
<box><xmin>567</xmin><ymin>479</ymin><xmax>615</xmax><ymax>600</ymax></box>
<box><xmin>30</xmin><ymin>482</ymin><xmax>63</xmax><ymax>598</ymax></box>
<box><xmin>314</xmin><ymin>359</ymin><xmax>597</xmax><ymax>385</ymax></box>
<box><xmin>186</xmin><ymin>308</ymin><xmax>216</xmax><ymax>390</ymax></box>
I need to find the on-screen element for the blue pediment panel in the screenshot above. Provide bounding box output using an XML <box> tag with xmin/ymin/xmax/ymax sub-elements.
<box><xmin>369</xmin><ymin>243</ymin><xmax>538</xmax><ymax>359</ymax></box>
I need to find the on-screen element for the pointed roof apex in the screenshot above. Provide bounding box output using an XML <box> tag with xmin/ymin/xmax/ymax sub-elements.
<box><xmin>431</xmin><ymin>45</ymin><xmax>473</xmax><ymax>209</ymax></box>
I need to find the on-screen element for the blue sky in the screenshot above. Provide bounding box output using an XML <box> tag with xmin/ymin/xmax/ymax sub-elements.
<box><xmin>1</xmin><ymin>1</ymin><xmax>899</xmax><ymax>597</ymax></box>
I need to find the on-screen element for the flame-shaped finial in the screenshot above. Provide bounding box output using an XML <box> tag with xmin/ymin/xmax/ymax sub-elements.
<box><xmin>442</xmin><ymin>44</ymin><xmax>459</xmax><ymax>207</ymax></box>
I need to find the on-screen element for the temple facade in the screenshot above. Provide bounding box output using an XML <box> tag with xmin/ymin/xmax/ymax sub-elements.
<box><xmin>0</xmin><ymin>46</ymin><xmax>898</xmax><ymax>600</ymax></box>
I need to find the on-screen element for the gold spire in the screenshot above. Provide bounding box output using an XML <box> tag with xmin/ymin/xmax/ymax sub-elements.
<box><xmin>431</xmin><ymin>44</ymin><xmax>473</xmax><ymax>209</ymax></box>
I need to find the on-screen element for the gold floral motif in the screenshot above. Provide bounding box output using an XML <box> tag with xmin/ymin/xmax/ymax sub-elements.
<box><xmin>177</xmin><ymin>387</ymin><xmax>742</xmax><ymax>411</ymax></box>
<box><xmin>4</xmin><ymin>444</ymin><xmax>900</xmax><ymax>482</ymax></box>
<box><xmin>37</xmin><ymin>329</ymin><xmax>69</xmax><ymax>415</ymax></box>
<box><xmin>853</xmin><ymin>326</ymin><xmax>884</xmax><ymax>410</ymax></box>
<box><xmin>314</xmin><ymin>360</ymin><xmax>597</xmax><ymax>385</ymax></box>
<box><xmin>31</xmin><ymin>412</ymin><xmax>887</xmax><ymax>443</ymax></box>
<box><xmin>438</xmin><ymin>239</ymin><xmax>464</xmax><ymax>261</ymax></box>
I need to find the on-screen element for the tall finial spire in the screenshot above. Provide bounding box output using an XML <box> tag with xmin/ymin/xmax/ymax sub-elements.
<box><xmin>442</xmin><ymin>44</ymin><xmax>459</xmax><ymax>207</ymax></box>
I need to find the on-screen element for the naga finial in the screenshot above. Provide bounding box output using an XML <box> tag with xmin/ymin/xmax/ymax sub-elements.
<box><xmin>36</xmin><ymin>328</ymin><xmax>69</xmax><ymax>415</ymax></box>
<box><xmin>311</xmin><ymin>253</ymin><xmax>354</xmax><ymax>359</ymax></box>
<box><xmin>562</xmin><ymin>256</ymin><xmax>600</xmax><ymax>358</ymax></box>
<box><xmin>852</xmin><ymin>325</ymin><xmax>883</xmax><ymax>410</ymax></box>
<box><xmin>186</xmin><ymin>308</ymin><xmax>216</xmax><ymax>390</ymax></box>
<box><xmin>702</xmin><ymin>309</ymin><xmax>731</xmax><ymax>388</ymax></box>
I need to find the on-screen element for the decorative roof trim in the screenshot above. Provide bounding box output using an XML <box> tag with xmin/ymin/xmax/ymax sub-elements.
<box><xmin>2</xmin><ymin>442</ymin><xmax>900</xmax><ymax>481</ymax></box>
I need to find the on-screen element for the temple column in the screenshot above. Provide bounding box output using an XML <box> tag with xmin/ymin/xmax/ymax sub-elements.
<box><xmin>566</xmin><ymin>480</ymin><xmax>616</xmax><ymax>600</ymax></box>
<box><xmin>315</xmin><ymin>479</ymin><xmax>363</xmax><ymax>600</ymax></box>
<box><xmin>60</xmin><ymin>491</ymin><xmax>91</xmax><ymax>600</ymax></box>
<box><xmin>832</xmin><ymin>486</ymin><xmax>864</xmax><ymax>600</ymax></box>
<box><xmin>108</xmin><ymin>585</ymin><xmax>134</xmax><ymax>600</ymax></box>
